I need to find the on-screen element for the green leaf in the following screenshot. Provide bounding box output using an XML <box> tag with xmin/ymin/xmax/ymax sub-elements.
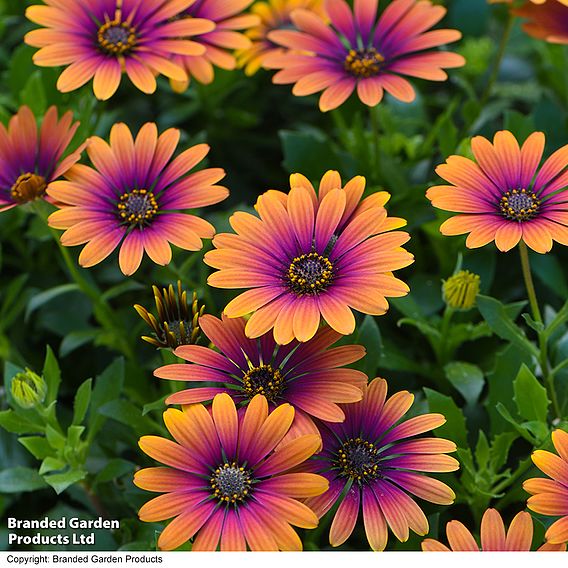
<box><xmin>99</xmin><ymin>399</ymin><xmax>155</xmax><ymax>434</ymax></box>
<box><xmin>280</xmin><ymin>128</ymin><xmax>336</xmax><ymax>180</ymax></box>
<box><xmin>67</xmin><ymin>425</ymin><xmax>85</xmax><ymax>449</ymax></box>
<box><xmin>18</xmin><ymin>436</ymin><xmax>52</xmax><ymax>460</ymax></box>
<box><xmin>88</xmin><ymin>358</ymin><xmax>124</xmax><ymax>440</ymax></box>
<box><xmin>20</xmin><ymin>71</ymin><xmax>47</xmax><ymax>115</ymax></box>
<box><xmin>489</xmin><ymin>432</ymin><xmax>518</xmax><ymax>472</ymax></box>
<box><xmin>46</xmin><ymin>424</ymin><xmax>66</xmax><ymax>450</ymax></box>
<box><xmin>94</xmin><ymin>459</ymin><xmax>135</xmax><ymax>486</ymax></box>
<box><xmin>444</xmin><ymin>362</ymin><xmax>484</xmax><ymax>404</ymax></box>
<box><xmin>42</xmin><ymin>346</ymin><xmax>61</xmax><ymax>405</ymax></box>
<box><xmin>475</xmin><ymin>430</ymin><xmax>490</xmax><ymax>473</ymax></box>
<box><xmin>26</xmin><ymin>283</ymin><xmax>80</xmax><ymax>320</ymax></box>
<box><xmin>60</xmin><ymin>329</ymin><xmax>99</xmax><ymax>357</ymax></box>
<box><xmin>476</xmin><ymin>295</ymin><xmax>538</xmax><ymax>356</ymax></box>
<box><xmin>424</xmin><ymin>388</ymin><xmax>468</xmax><ymax>448</ymax></box>
<box><xmin>495</xmin><ymin>403</ymin><xmax>537</xmax><ymax>444</ymax></box>
<box><xmin>353</xmin><ymin>315</ymin><xmax>382</xmax><ymax>376</ymax></box>
<box><xmin>142</xmin><ymin>395</ymin><xmax>168</xmax><ymax>416</ymax></box>
<box><xmin>0</xmin><ymin>467</ymin><xmax>47</xmax><ymax>493</ymax></box>
<box><xmin>39</xmin><ymin>457</ymin><xmax>66</xmax><ymax>476</ymax></box>
<box><xmin>43</xmin><ymin>469</ymin><xmax>87</xmax><ymax>495</ymax></box>
<box><xmin>72</xmin><ymin>379</ymin><xmax>92</xmax><ymax>426</ymax></box>
<box><xmin>513</xmin><ymin>364</ymin><xmax>549</xmax><ymax>423</ymax></box>
<box><xmin>0</xmin><ymin>409</ymin><xmax>44</xmax><ymax>435</ymax></box>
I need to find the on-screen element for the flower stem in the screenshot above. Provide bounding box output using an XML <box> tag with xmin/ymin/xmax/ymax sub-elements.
<box><xmin>33</xmin><ymin>202</ymin><xmax>134</xmax><ymax>359</ymax></box>
<box><xmin>519</xmin><ymin>241</ymin><xmax>541</xmax><ymax>324</ymax></box>
<box><xmin>369</xmin><ymin>105</ymin><xmax>383</xmax><ymax>185</ymax></box>
<box><xmin>519</xmin><ymin>241</ymin><xmax>561</xmax><ymax>419</ymax></box>
<box><xmin>480</xmin><ymin>13</ymin><xmax>515</xmax><ymax>105</ymax></box>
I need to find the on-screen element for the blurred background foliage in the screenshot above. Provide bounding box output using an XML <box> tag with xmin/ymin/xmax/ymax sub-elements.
<box><xmin>0</xmin><ymin>0</ymin><xmax>567</xmax><ymax>552</ymax></box>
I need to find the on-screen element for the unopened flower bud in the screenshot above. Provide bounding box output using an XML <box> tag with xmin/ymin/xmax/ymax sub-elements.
<box><xmin>443</xmin><ymin>270</ymin><xmax>480</xmax><ymax>310</ymax></box>
<box><xmin>11</xmin><ymin>369</ymin><xmax>47</xmax><ymax>409</ymax></box>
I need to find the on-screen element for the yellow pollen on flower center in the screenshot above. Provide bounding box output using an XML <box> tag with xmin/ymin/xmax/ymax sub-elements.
<box><xmin>344</xmin><ymin>48</ymin><xmax>384</xmax><ymax>78</ymax></box>
<box><xmin>242</xmin><ymin>364</ymin><xmax>285</xmax><ymax>403</ymax></box>
<box><xmin>98</xmin><ymin>19</ymin><xmax>137</xmax><ymax>55</ymax></box>
<box><xmin>10</xmin><ymin>173</ymin><xmax>47</xmax><ymax>204</ymax></box>
<box><xmin>499</xmin><ymin>188</ymin><xmax>540</xmax><ymax>221</ymax></box>
<box><xmin>287</xmin><ymin>252</ymin><xmax>334</xmax><ymax>296</ymax></box>
<box><xmin>210</xmin><ymin>462</ymin><xmax>252</xmax><ymax>503</ymax></box>
<box><xmin>337</xmin><ymin>437</ymin><xmax>381</xmax><ymax>482</ymax></box>
<box><xmin>118</xmin><ymin>189</ymin><xmax>158</xmax><ymax>226</ymax></box>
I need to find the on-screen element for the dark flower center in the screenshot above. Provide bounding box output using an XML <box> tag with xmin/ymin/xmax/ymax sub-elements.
<box><xmin>499</xmin><ymin>188</ymin><xmax>540</xmax><ymax>221</ymax></box>
<box><xmin>10</xmin><ymin>173</ymin><xmax>47</xmax><ymax>204</ymax></box>
<box><xmin>165</xmin><ymin>320</ymin><xmax>191</xmax><ymax>345</ymax></box>
<box><xmin>98</xmin><ymin>20</ymin><xmax>137</xmax><ymax>55</ymax></box>
<box><xmin>337</xmin><ymin>437</ymin><xmax>381</xmax><ymax>482</ymax></box>
<box><xmin>118</xmin><ymin>189</ymin><xmax>158</xmax><ymax>226</ymax></box>
<box><xmin>210</xmin><ymin>463</ymin><xmax>252</xmax><ymax>503</ymax></box>
<box><xmin>344</xmin><ymin>48</ymin><xmax>384</xmax><ymax>78</ymax></box>
<box><xmin>242</xmin><ymin>364</ymin><xmax>285</xmax><ymax>403</ymax></box>
<box><xmin>287</xmin><ymin>252</ymin><xmax>334</xmax><ymax>296</ymax></box>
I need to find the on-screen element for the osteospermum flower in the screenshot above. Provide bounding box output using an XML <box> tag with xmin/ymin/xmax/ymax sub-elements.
<box><xmin>422</xmin><ymin>508</ymin><xmax>566</xmax><ymax>551</ymax></box>
<box><xmin>169</xmin><ymin>0</ymin><xmax>259</xmax><ymax>91</ymax></box>
<box><xmin>524</xmin><ymin>429</ymin><xmax>568</xmax><ymax>545</ymax></box>
<box><xmin>513</xmin><ymin>0</ymin><xmax>568</xmax><ymax>45</ymax></box>
<box><xmin>135</xmin><ymin>393</ymin><xmax>327</xmax><ymax>550</ymax></box>
<box><xmin>134</xmin><ymin>281</ymin><xmax>204</xmax><ymax>349</ymax></box>
<box><xmin>263</xmin><ymin>0</ymin><xmax>465</xmax><ymax>111</ymax></box>
<box><xmin>236</xmin><ymin>0</ymin><xmax>325</xmax><ymax>76</ymax></box>
<box><xmin>25</xmin><ymin>0</ymin><xmax>216</xmax><ymax>100</ymax></box>
<box><xmin>47</xmin><ymin>122</ymin><xmax>228</xmax><ymax>276</ymax></box>
<box><xmin>0</xmin><ymin>106</ymin><xmax>82</xmax><ymax>212</ymax></box>
<box><xmin>427</xmin><ymin>131</ymin><xmax>568</xmax><ymax>254</ymax></box>
<box><xmin>154</xmin><ymin>314</ymin><xmax>367</xmax><ymax>430</ymax></box>
<box><xmin>205</xmin><ymin>170</ymin><xmax>413</xmax><ymax>344</ymax></box>
<box><xmin>304</xmin><ymin>377</ymin><xmax>458</xmax><ymax>550</ymax></box>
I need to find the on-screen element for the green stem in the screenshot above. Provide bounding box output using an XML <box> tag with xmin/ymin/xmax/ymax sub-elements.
<box><xmin>519</xmin><ymin>241</ymin><xmax>541</xmax><ymax>323</ymax></box>
<box><xmin>33</xmin><ymin>203</ymin><xmax>134</xmax><ymax>359</ymax></box>
<box><xmin>519</xmin><ymin>242</ymin><xmax>561</xmax><ymax>419</ymax></box>
<box><xmin>434</xmin><ymin>307</ymin><xmax>454</xmax><ymax>366</ymax></box>
<box><xmin>480</xmin><ymin>13</ymin><xmax>515</xmax><ymax>105</ymax></box>
<box><xmin>369</xmin><ymin>105</ymin><xmax>381</xmax><ymax>183</ymax></box>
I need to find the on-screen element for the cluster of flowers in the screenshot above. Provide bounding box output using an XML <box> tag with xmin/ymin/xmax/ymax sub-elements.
<box><xmin>4</xmin><ymin>0</ymin><xmax>568</xmax><ymax>553</ymax></box>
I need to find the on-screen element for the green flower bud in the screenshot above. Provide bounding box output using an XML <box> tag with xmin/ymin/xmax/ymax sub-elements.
<box><xmin>443</xmin><ymin>270</ymin><xmax>480</xmax><ymax>311</ymax></box>
<box><xmin>11</xmin><ymin>369</ymin><xmax>47</xmax><ymax>409</ymax></box>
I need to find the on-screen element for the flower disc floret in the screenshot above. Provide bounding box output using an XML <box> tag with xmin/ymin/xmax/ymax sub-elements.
<box><xmin>98</xmin><ymin>20</ymin><xmax>137</xmax><ymax>54</ymax></box>
<box><xmin>210</xmin><ymin>462</ymin><xmax>252</xmax><ymax>503</ymax></box>
<box><xmin>10</xmin><ymin>173</ymin><xmax>47</xmax><ymax>204</ymax></box>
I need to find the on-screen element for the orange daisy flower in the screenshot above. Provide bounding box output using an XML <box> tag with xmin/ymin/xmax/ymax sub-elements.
<box><xmin>0</xmin><ymin>106</ymin><xmax>82</xmax><ymax>212</ymax></box>
<box><xmin>236</xmin><ymin>0</ymin><xmax>325</xmax><ymax>76</ymax></box>
<box><xmin>204</xmin><ymin>170</ymin><xmax>413</xmax><ymax>344</ymax></box>
<box><xmin>427</xmin><ymin>131</ymin><xmax>568</xmax><ymax>254</ymax></box>
<box><xmin>263</xmin><ymin>0</ymin><xmax>465</xmax><ymax>111</ymax></box>
<box><xmin>169</xmin><ymin>0</ymin><xmax>260</xmax><ymax>92</ymax></box>
<box><xmin>513</xmin><ymin>0</ymin><xmax>568</xmax><ymax>44</ymax></box>
<box><xmin>135</xmin><ymin>393</ymin><xmax>327</xmax><ymax>550</ymax></box>
<box><xmin>305</xmin><ymin>378</ymin><xmax>458</xmax><ymax>551</ymax></box>
<box><xmin>422</xmin><ymin>508</ymin><xmax>566</xmax><ymax>551</ymax></box>
<box><xmin>524</xmin><ymin>429</ymin><xmax>568</xmax><ymax>545</ymax></box>
<box><xmin>47</xmin><ymin>122</ymin><xmax>228</xmax><ymax>276</ymax></box>
<box><xmin>25</xmin><ymin>0</ymin><xmax>215</xmax><ymax>100</ymax></box>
